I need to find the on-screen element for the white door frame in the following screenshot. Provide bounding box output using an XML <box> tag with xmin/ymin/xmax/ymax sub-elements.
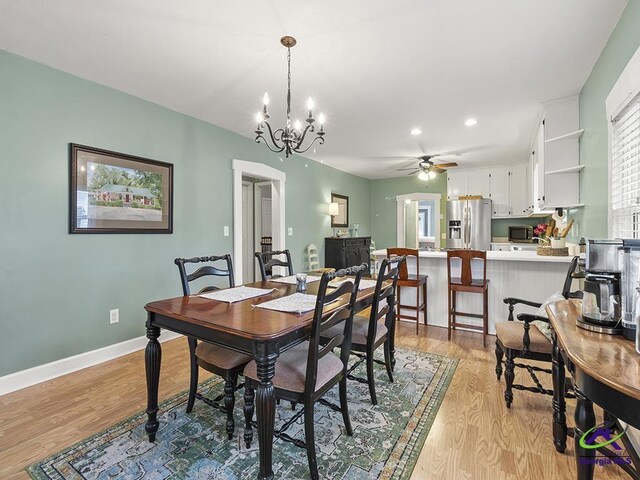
<box><xmin>233</xmin><ymin>159</ymin><xmax>286</xmax><ymax>285</ymax></box>
<box><xmin>396</xmin><ymin>192</ymin><xmax>441</xmax><ymax>247</ymax></box>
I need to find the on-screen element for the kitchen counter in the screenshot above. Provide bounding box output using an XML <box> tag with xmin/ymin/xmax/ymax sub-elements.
<box><xmin>373</xmin><ymin>249</ymin><xmax>581</xmax><ymax>336</ymax></box>
<box><xmin>373</xmin><ymin>249</ymin><xmax>578</xmax><ymax>263</ymax></box>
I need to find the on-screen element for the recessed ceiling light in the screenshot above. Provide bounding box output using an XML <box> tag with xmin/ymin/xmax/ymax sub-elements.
<box><xmin>465</xmin><ymin>118</ymin><xmax>478</xmax><ymax>127</ymax></box>
<box><xmin>410</xmin><ymin>128</ymin><xmax>422</xmax><ymax>135</ymax></box>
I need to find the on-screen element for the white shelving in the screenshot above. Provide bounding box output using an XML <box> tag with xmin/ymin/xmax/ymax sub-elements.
<box><xmin>544</xmin><ymin>129</ymin><xmax>584</xmax><ymax>144</ymax></box>
<box><xmin>546</xmin><ymin>165</ymin><xmax>585</xmax><ymax>175</ymax></box>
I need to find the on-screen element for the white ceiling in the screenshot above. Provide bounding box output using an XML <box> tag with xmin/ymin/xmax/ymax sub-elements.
<box><xmin>0</xmin><ymin>0</ymin><xmax>627</xmax><ymax>179</ymax></box>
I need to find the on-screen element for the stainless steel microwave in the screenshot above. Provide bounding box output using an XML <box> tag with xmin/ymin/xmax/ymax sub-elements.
<box><xmin>508</xmin><ymin>226</ymin><xmax>534</xmax><ymax>243</ymax></box>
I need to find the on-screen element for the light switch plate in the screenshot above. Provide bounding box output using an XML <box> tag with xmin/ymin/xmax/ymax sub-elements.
<box><xmin>288</xmin><ymin>227</ymin><xmax>293</xmax><ymax>236</ymax></box>
<box><xmin>441</xmin><ymin>233</ymin><xmax>446</xmax><ymax>240</ymax></box>
<box><xmin>223</xmin><ymin>226</ymin><xmax>229</xmax><ymax>236</ymax></box>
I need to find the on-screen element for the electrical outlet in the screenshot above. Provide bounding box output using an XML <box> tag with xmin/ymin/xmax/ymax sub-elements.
<box><xmin>288</xmin><ymin>227</ymin><xmax>293</xmax><ymax>236</ymax></box>
<box><xmin>110</xmin><ymin>308</ymin><xmax>119</xmax><ymax>324</ymax></box>
<box><xmin>441</xmin><ymin>233</ymin><xmax>446</xmax><ymax>240</ymax></box>
<box><xmin>223</xmin><ymin>226</ymin><xmax>229</xmax><ymax>236</ymax></box>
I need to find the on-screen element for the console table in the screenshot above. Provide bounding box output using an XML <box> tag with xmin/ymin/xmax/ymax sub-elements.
<box><xmin>547</xmin><ymin>299</ymin><xmax>640</xmax><ymax>480</ymax></box>
<box><xmin>325</xmin><ymin>237</ymin><xmax>371</xmax><ymax>270</ymax></box>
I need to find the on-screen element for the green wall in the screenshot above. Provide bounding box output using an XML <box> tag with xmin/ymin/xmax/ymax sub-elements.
<box><xmin>578</xmin><ymin>1</ymin><xmax>640</xmax><ymax>238</ymax></box>
<box><xmin>370</xmin><ymin>174</ymin><xmax>448</xmax><ymax>250</ymax></box>
<box><xmin>0</xmin><ymin>51</ymin><xmax>371</xmax><ymax>376</ymax></box>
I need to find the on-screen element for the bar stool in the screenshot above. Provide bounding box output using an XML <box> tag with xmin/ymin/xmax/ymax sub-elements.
<box><xmin>446</xmin><ymin>249</ymin><xmax>489</xmax><ymax>347</ymax></box>
<box><xmin>387</xmin><ymin>248</ymin><xmax>428</xmax><ymax>334</ymax></box>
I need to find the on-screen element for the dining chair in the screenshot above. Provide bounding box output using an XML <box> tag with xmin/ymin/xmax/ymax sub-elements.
<box><xmin>322</xmin><ymin>255</ymin><xmax>405</xmax><ymax>405</ymax></box>
<box><xmin>255</xmin><ymin>249</ymin><xmax>294</xmax><ymax>280</ymax></box>
<box><xmin>174</xmin><ymin>254</ymin><xmax>251</xmax><ymax>439</ymax></box>
<box><xmin>386</xmin><ymin>248</ymin><xmax>428</xmax><ymax>334</ymax></box>
<box><xmin>495</xmin><ymin>256</ymin><xmax>582</xmax><ymax>408</ymax></box>
<box><xmin>243</xmin><ymin>263</ymin><xmax>367</xmax><ymax>480</ymax></box>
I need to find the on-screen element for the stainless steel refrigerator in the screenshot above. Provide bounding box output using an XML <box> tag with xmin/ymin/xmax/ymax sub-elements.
<box><xmin>446</xmin><ymin>199</ymin><xmax>492</xmax><ymax>250</ymax></box>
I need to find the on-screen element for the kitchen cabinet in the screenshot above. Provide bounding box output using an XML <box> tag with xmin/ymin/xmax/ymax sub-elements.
<box><xmin>325</xmin><ymin>237</ymin><xmax>371</xmax><ymax>271</ymax></box>
<box><xmin>446</xmin><ymin>171</ymin><xmax>489</xmax><ymax>200</ymax></box>
<box><xmin>488</xmin><ymin>167</ymin><xmax>510</xmax><ymax>218</ymax></box>
<box><xmin>510</xmin><ymin>163</ymin><xmax>532</xmax><ymax>216</ymax></box>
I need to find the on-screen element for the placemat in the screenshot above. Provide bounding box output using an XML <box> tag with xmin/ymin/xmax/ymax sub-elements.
<box><xmin>198</xmin><ymin>286</ymin><xmax>275</xmax><ymax>303</ymax></box>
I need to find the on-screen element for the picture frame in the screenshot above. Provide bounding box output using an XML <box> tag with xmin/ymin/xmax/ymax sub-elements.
<box><xmin>331</xmin><ymin>193</ymin><xmax>349</xmax><ymax>228</ymax></box>
<box><xmin>69</xmin><ymin>144</ymin><xmax>173</xmax><ymax>234</ymax></box>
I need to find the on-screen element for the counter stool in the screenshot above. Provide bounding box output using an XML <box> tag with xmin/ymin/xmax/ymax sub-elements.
<box><xmin>446</xmin><ymin>249</ymin><xmax>489</xmax><ymax>346</ymax></box>
<box><xmin>387</xmin><ymin>248</ymin><xmax>428</xmax><ymax>334</ymax></box>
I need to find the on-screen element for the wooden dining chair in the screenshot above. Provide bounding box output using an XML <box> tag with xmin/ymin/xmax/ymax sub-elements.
<box><xmin>174</xmin><ymin>255</ymin><xmax>251</xmax><ymax>439</ymax></box>
<box><xmin>496</xmin><ymin>256</ymin><xmax>582</xmax><ymax>408</ymax></box>
<box><xmin>446</xmin><ymin>249</ymin><xmax>489</xmax><ymax>346</ymax></box>
<box><xmin>255</xmin><ymin>249</ymin><xmax>294</xmax><ymax>280</ymax></box>
<box><xmin>322</xmin><ymin>255</ymin><xmax>405</xmax><ymax>405</ymax></box>
<box><xmin>387</xmin><ymin>248</ymin><xmax>428</xmax><ymax>334</ymax></box>
<box><xmin>243</xmin><ymin>263</ymin><xmax>367</xmax><ymax>480</ymax></box>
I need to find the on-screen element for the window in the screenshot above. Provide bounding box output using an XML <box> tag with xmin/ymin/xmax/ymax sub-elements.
<box><xmin>611</xmin><ymin>92</ymin><xmax>640</xmax><ymax>239</ymax></box>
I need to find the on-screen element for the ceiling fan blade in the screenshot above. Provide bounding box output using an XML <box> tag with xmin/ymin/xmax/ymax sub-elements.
<box><xmin>408</xmin><ymin>170</ymin><xmax>420</xmax><ymax>175</ymax></box>
<box><xmin>432</xmin><ymin>167</ymin><xmax>447</xmax><ymax>174</ymax></box>
<box><xmin>434</xmin><ymin>162</ymin><xmax>458</xmax><ymax>168</ymax></box>
<box><xmin>397</xmin><ymin>166</ymin><xmax>420</xmax><ymax>171</ymax></box>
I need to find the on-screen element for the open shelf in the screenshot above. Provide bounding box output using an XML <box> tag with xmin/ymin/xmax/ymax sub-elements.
<box><xmin>545</xmin><ymin>129</ymin><xmax>584</xmax><ymax>143</ymax></box>
<box><xmin>545</xmin><ymin>165</ymin><xmax>585</xmax><ymax>175</ymax></box>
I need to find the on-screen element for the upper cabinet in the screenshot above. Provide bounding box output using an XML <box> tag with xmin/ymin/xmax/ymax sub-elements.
<box><xmin>532</xmin><ymin>96</ymin><xmax>584</xmax><ymax>212</ymax></box>
<box><xmin>447</xmin><ymin>164</ymin><xmax>531</xmax><ymax>218</ymax></box>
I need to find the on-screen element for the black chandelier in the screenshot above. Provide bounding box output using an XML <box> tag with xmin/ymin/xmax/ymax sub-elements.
<box><xmin>254</xmin><ymin>36</ymin><xmax>325</xmax><ymax>157</ymax></box>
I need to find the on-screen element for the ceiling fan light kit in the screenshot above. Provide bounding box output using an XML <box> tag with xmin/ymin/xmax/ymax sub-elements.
<box><xmin>398</xmin><ymin>154</ymin><xmax>459</xmax><ymax>181</ymax></box>
<box><xmin>254</xmin><ymin>36</ymin><xmax>325</xmax><ymax>158</ymax></box>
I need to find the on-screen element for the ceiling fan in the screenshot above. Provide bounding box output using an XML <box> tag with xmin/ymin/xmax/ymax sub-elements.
<box><xmin>397</xmin><ymin>154</ymin><xmax>459</xmax><ymax>180</ymax></box>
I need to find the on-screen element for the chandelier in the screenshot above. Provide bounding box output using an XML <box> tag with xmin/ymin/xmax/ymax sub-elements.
<box><xmin>254</xmin><ymin>36</ymin><xmax>325</xmax><ymax>157</ymax></box>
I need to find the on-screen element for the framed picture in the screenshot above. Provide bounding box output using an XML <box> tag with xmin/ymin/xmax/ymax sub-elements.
<box><xmin>331</xmin><ymin>193</ymin><xmax>349</xmax><ymax>228</ymax></box>
<box><xmin>70</xmin><ymin>144</ymin><xmax>173</xmax><ymax>234</ymax></box>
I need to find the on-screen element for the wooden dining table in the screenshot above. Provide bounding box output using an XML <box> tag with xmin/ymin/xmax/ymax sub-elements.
<box><xmin>143</xmin><ymin>276</ymin><xmax>386</xmax><ymax>480</ymax></box>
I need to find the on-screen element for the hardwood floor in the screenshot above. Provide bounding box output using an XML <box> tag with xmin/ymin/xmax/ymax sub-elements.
<box><xmin>0</xmin><ymin>323</ymin><xmax>627</xmax><ymax>480</ymax></box>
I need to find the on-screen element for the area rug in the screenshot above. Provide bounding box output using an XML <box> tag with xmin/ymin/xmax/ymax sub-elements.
<box><xmin>28</xmin><ymin>348</ymin><xmax>457</xmax><ymax>480</ymax></box>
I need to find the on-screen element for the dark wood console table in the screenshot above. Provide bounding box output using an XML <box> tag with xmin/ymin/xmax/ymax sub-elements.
<box><xmin>548</xmin><ymin>299</ymin><xmax>640</xmax><ymax>480</ymax></box>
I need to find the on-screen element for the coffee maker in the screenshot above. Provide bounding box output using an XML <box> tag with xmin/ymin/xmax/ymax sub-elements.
<box><xmin>579</xmin><ymin>239</ymin><xmax>623</xmax><ymax>334</ymax></box>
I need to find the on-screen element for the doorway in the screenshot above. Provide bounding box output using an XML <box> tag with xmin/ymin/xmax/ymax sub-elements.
<box><xmin>233</xmin><ymin>160</ymin><xmax>286</xmax><ymax>285</ymax></box>
<box><xmin>396</xmin><ymin>193</ymin><xmax>442</xmax><ymax>249</ymax></box>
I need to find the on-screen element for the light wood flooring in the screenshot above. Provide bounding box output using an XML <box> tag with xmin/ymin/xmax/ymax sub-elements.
<box><xmin>0</xmin><ymin>323</ymin><xmax>627</xmax><ymax>480</ymax></box>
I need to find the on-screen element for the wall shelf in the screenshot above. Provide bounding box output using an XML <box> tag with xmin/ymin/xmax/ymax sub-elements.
<box><xmin>545</xmin><ymin>165</ymin><xmax>585</xmax><ymax>175</ymax></box>
<box><xmin>545</xmin><ymin>129</ymin><xmax>584</xmax><ymax>144</ymax></box>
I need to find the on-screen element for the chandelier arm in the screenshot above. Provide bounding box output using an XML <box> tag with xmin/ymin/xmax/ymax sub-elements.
<box><xmin>255</xmin><ymin>132</ymin><xmax>286</xmax><ymax>153</ymax></box>
<box><xmin>264</xmin><ymin>121</ymin><xmax>286</xmax><ymax>150</ymax></box>
<box><xmin>292</xmin><ymin>134</ymin><xmax>325</xmax><ymax>155</ymax></box>
<box><xmin>293</xmin><ymin>123</ymin><xmax>317</xmax><ymax>149</ymax></box>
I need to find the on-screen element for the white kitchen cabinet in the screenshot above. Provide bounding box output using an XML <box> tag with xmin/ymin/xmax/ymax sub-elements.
<box><xmin>447</xmin><ymin>171</ymin><xmax>490</xmax><ymax>200</ymax></box>
<box><xmin>488</xmin><ymin>167</ymin><xmax>510</xmax><ymax>218</ymax></box>
<box><xmin>510</xmin><ymin>163</ymin><xmax>531</xmax><ymax>216</ymax></box>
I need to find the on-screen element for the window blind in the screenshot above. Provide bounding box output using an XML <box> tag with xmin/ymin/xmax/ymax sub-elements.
<box><xmin>611</xmin><ymin>91</ymin><xmax>640</xmax><ymax>239</ymax></box>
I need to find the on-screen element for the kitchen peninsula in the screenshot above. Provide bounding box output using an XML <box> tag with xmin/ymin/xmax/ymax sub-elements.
<box><xmin>373</xmin><ymin>249</ymin><xmax>579</xmax><ymax>334</ymax></box>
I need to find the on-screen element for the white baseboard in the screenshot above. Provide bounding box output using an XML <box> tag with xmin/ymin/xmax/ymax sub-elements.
<box><xmin>0</xmin><ymin>330</ymin><xmax>183</xmax><ymax>396</ymax></box>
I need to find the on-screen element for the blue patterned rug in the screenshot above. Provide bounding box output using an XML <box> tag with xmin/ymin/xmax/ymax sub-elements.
<box><xmin>28</xmin><ymin>348</ymin><xmax>457</xmax><ymax>480</ymax></box>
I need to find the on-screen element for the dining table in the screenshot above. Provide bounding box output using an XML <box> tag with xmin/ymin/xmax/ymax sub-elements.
<box><xmin>143</xmin><ymin>274</ymin><xmax>388</xmax><ymax>480</ymax></box>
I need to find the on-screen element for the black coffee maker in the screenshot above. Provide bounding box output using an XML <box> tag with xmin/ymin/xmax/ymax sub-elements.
<box><xmin>580</xmin><ymin>240</ymin><xmax>623</xmax><ymax>334</ymax></box>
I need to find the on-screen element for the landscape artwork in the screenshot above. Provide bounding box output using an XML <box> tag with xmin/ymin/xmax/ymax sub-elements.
<box><xmin>70</xmin><ymin>144</ymin><xmax>173</xmax><ymax>233</ymax></box>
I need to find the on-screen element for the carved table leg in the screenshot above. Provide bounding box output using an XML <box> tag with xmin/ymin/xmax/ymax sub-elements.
<box><xmin>574</xmin><ymin>386</ymin><xmax>596</xmax><ymax>480</ymax></box>
<box><xmin>144</xmin><ymin>317</ymin><xmax>162</xmax><ymax>442</ymax></box>
<box><xmin>552</xmin><ymin>334</ymin><xmax>567</xmax><ymax>453</ymax></box>
<box><xmin>254</xmin><ymin>343</ymin><xmax>278</xmax><ymax>480</ymax></box>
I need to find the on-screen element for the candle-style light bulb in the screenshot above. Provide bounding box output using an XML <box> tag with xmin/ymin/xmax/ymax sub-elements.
<box><xmin>318</xmin><ymin>113</ymin><xmax>325</xmax><ymax>125</ymax></box>
<box><xmin>294</xmin><ymin>120</ymin><xmax>302</xmax><ymax>131</ymax></box>
<box><xmin>256</xmin><ymin>112</ymin><xmax>264</xmax><ymax>124</ymax></box>
<box><xmin>307</xmin><ymin>97</ymin><xmax>314</xmax><ymax>110</ymax></box>
<box><xmin>263</xmin><ymin>92</ymin><xmax>270</xmax><ymax>106</ymax></box>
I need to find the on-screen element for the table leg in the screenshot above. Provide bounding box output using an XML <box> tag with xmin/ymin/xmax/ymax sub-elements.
<box><xmin>145</xmin><ymin>318</ymin><xmax>162</xmax><ymax>442</ymax></box>
<box><xmin>574</xmin><ymin>386</ymin><xmax>596</xmax><ymax>480</ymax></box>
<box><xmin>254</xmin><ymin>344</ymin><xmax>278</xmax><ymax>480</ymax></box>
<box><xmin>552</xmin><ymin>334</ymin><xmax>567</xmax><ymax>453</ymax></box>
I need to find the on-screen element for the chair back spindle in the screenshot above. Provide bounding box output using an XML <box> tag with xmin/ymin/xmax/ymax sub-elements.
<box><xmin>174</xmin><ymin>255</ymin><xmax>235</xmax><ymax>296</ymax></box>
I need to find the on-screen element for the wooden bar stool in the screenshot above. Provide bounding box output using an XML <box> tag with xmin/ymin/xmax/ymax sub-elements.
<box><xmin>446</xmin><ymin>249</ymin><xmax>489</xmax><ymax>346</ymax></box>
<box><xmin>387</xmin><ymin>248</ymin><xmax>428</xmax><ymax>334</ymax></box>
